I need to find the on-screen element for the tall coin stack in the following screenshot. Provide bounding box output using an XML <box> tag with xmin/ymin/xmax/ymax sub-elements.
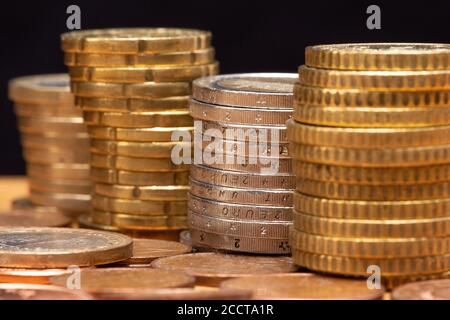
<box><xmin>9</xmin><ymin>74</ymin><xmax>91</xmax><ymax>216</ymax></box>
<box><xmin>61</xmin><ymin>28</ymin><xmax>218</xmax><ymax>238</ymax></box>
<box><xmin>188</xmin><ymin>73</ymin><xmax>297</xmax><ymax>254</ymax></box>
<box><xmin>288</xmin><ymin>43</ymin><xmax>450</xmax><ymax>286</ymax></box>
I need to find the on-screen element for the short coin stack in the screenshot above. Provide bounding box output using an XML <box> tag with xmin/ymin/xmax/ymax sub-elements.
<box><xmin>288</xmin><ymin>43</ymin><xmax>450</xmax><ymax>286</ymax></box>
<box><xmin>61</xmin><ymin>28</ymin><xmax>218</xmax><ymax>237</ymax></box>
<box><xmin>8</xmin><ymin>74</ymin><xmax>91</xmax><ymax>215</ymax></box>
<box><xmin>188</xmin><ymin>73</ymin><xmax>297</xmax><ymax>254</ymax></box>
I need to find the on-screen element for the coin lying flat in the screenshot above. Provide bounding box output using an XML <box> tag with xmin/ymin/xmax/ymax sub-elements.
<box><xmin>151</xmin><ymin>252</ymin><xmax>296</xmax><ymax>286</ymax></box>
<box><xmin>392</xmin><ymin>279</ymin><xmax>450</xmax><ymax>300</ymax></box>
<box><xmin>0</xmin><ymin>283</ymin><xmax>93</xmax><ymax>300</ymax></box>
<box><xmin>61</xmin><ymin>28</ymin><xmax>212</xmax><ymax>54</ymax></box>
<box><xmin>220</xmin><ymin>273</ymin><xmax>384</xmax><ymax>300</ymax></box>
<box><xmin>0</xmin><ymin>268</ymin><xmax>72</xmax><ymax>284</ymax></box>
<box><xmin>0</xmin><ymin>209</ymin><xmax>72</xmax><ymax>228</ymax></box>
<box><xmin>0</xmin><ymin>227</ymin><xmax>132</xmax><ymax>268</ymax></box>
<box><xmin>305</xmin><ymin>43</ymin><xmax>450</xmax><ymax>71</ymax></box>
<box><xmin>94</xmin><ymin>183</ymin><xmax>188</xmax><ymax>201</ymax></box>
<box><xmin>111</xmin><ymin>238</ymin><xmax>191</xmax><ymax>265</ymax></box>
<box><xmin>87</xmin><ymin>125</ymin><xmax>193</xmax><ymax>142</ymax></box>
<box><xmin>192</xmin><ymin>73</ymin><xmax>297</xmax><ymax>108</ymax></box>
<box><xmin>29</xmin><ymin>192</ymin><xmax>91</xmax><ymax>213</ymax></box>
<box><xmin>50</xmin><ymin>268</ymin><xmax>195</xmax><ymax>299</ymax></box>
<box><xmin>8</xmin><ymin>74</ymin><xmax>73</xmax><ymax>105</ymax></box>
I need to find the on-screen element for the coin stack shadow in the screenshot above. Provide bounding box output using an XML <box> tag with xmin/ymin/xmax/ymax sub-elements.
<box><xmin>188</xmin><ymin>73</ymin><xmax>297</xmax><ymax>254</ymax></box>
<box><xmin>61</xmin><ymin>28</ymin><xmax>218</xmax><ymax>239</ymax></box>
<box><xmin>288</xmin><ymin>43</ymin><xmax>450</xmax><ymax>288</ymax></box>
<box><xmin>8</xmin><ymin>74</ymin><xmax>91</xmax><ymax>216</ymax></box>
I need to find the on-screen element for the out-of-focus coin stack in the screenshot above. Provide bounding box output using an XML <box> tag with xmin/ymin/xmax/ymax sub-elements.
<box><xmin>188</xmin><ymin>73</ymin><xmax>297</xmax><ymax>254</ymax></box>
<box><xmin>61</xmin><ymin>28</ymin><xmax>218</xmax><ymax>238</ymax></box>
<box><xmin>8</xmin><ymin>74</ymin><xmax>91</xmax><ymax>216</ymax></box>
<box><xmin>288</xmin><ymin>43</ymin><xmax>450</xmax><ymax>287</ymax></box>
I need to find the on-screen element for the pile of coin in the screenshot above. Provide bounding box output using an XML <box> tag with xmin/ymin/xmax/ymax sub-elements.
<box><xmin>187</xmin><ymin>73</ymin><xmax>297</xmax><ymax>254</ymax></box>
<box><xmin>288</xmin><ymin>43</ymin><xmax>450</xmax><ymax>285</ymax></box>
<box><xmin>61</xmin><ymin>28</ymin><xmax>218</xmax><ymax>236</ymax></box>
<box><xmin>8</xmin><ymin>74</ymin><xmax>91</xmax><ymax>215</ymax></box>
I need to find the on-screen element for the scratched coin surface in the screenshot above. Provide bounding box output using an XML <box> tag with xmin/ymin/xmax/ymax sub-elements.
<box><xmin>221</xmin><ymin>273</ymin><xmax>385</xmax><ymax>300</ymax></box>
<box><xmin>392</xmin><ymin>279</ymin><xmax>450</xmax><ymax>300</ymax></box>
<box><xmin>151</xmin><ymin>252</ymin><xmax>296</xmax><ymax>286</ymax></box>
<box><xmin>50</xmin><ymin>268</ymin><xmax>195</xmax><ymax>299</ymax></box>
<box><xmin>0</xmin><ymin>227</ymin><xmax>132</xmax><ymax>268</ymax></box>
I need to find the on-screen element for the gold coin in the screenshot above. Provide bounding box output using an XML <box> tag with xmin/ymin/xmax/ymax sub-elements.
<box><xmin>90</xmin><ymin>139</ymin><xmax>190</xmax><ymax>158</ymax></box>
<box><xmin>295</xmin><ymin>84</ymin><xmax>450</xmax><ymax>108</ymax></box>
<box><xmin>290</xmin><ymin>228</ymin><xmax>450</xmax><ymax>258</ymax></box>
<box><xmin>91</xmin><ymin>210</ymin><xmax>187</xmax><ymax>230</ymax></box>
<box><xmin>78</xmin><ymin>214</ymin><xmax>182</xmax><ymax>241</ymax></box>
<box><xmin>29</xmin><ymin>178</ymin><xmax>91</xmax><ymax>194</ymax></box>
<box><xmin>383</xmin><ymin>273</ymin><xmax>450</xmax><ymax>291</ymax></box>
<box><xmin>189</xmin><ymin>229</ymin><xmax>291</xmax><ymax>255</ymax></box>
<box><xmin>290</xmin><ymin>143</ymin><xmax>450</xmax><ymax>167</ymax></box>
<box><xmin>292</xmin><ymin>250</ymin><xmax>450</xmax><ymax>276</ymax></box>
<box><xmin>0</xmin><ymin>227</ymin><xmax>132</xmax><ymax>268</ymax></box>
<box><xmin>287</xmin><ymin>119</ymin><xmax>450</xmax><ymax>148</ymax></box>
<box><xmin>293</xmin><ymin>104</ymin><xmax>450</xmax><ymax>128</ymax></box>
<box><xmin>299</xmin><ymin>65</ymin><xmax>450</xmax><ymax>90</ymax></box>
<box><xmin>94</xmin><ymin>183</ymin><xmax>188</xmax><ymax>201</ymax></box>
<box><xmin>87</xmin><ymin>125</ymin><xmax>193</xmax><ymax>142</ymax></box>
<box><xmin>297</xmin><ymin>178</ymin><xmax>450</xmax><ymax>200</ymax></box>
<box><xmin>23</xmin><ymin>147</ymin><xmax>90</xmax><ymax>164</ymax></box>
<box><xmin>188</xmin><ymin>210</ymin><xmax>291</xmax><ymax>239</ymax></box>
<box><xmin>200</xmin><ymin>120</ymin><xmax>288</xmax><ymax>142</ymax></box>
<box><xmin>293</xmin><ymin>191</ymin><xmax>450</xmax><ymax>220</ymax></box>
<box><xmin>20</xmin><ymin>133</ymin><xmax>90</xmax><ymax>149</ymax></box>
<box><xmin>14</xmin><ymin>102</ymin><xmax>81</xmax><ymax>117</ymax></box>
<box><xmin>26</xmin><ymin>163</ymin><xmax>90</xmax><ymax>181</ymax></box>
<box><xmin>189</xmin><ymin>178</ymin><xmax>293</xmax><ymax>206</ymax></box>
<box><xmin>190</xmin><ymin>164</ymin><xmax>295</xmax><ymax>189</ymax></box>
<box><xmin>0</xmin><ymin>209</ymin><xmax>72</xmax><ymax>228</ymax></box>
<box><xmin>69</xmin><ymin>63</ymin><xmax>219</xmax><ymax>83</ymax></box>
<box><xmin>188</xmin><ymin>193</ymin><xmax>293</xmax><ymax>222</ymax></box>
<box><xmin>71</xmin><ymin>81</ymin><xmax>192</xmax><ymax>98</ymax></box>
<box><xmin>220</xmin><ymin>273</ymin><xmax>384</xmax><ymax>300</ymax></box>
<box><xmin>30</xmin><ymin>191</ymin><xmax>91</xmax><ymax>212</ymax></box>
<box><xmin>305</xmin><ymin>43</ymin><xmax>450</xmax><ymax>71</ymax></box>
<box><xmin>201</xmin><ymin>154</ymin><xmax>293</xmax><ymax>174</ymax></box>
<box><xmin>292</xmin><ymin>160</ymin><xmax>450</xmax><ymax>185</ymax></box>
<box><xmin>90</xmin><ymin>168</ymin><xmax>189</xmax><ymax>186</ymax></box>
<box><xmin>83</xmin><ymin>110</ymin><xmax>192</xmax><ymax>128</ymax></box>
<box><xmin>64</xmin><ymin>48</ymin><xmax>215</xmax><ymax>67</ymax></box>
<box><xmin>91</xmin><ymin>154</ymin><xmax>189</xmax><ymax>172</ymax></box>
<box><xmin>76</xmin><ymin>96</ymin><xmax>189</xmax><ymax>112</ymax></box>
<box><xmin>192</xmin><ymin>73</ymin><xmax>297</xmax><ymax>108</ymax></box>
<box><xmin>8</xmin><ymin>74</ymin><xmax>73</xmax><ymax>105</ymax></box>
<box><xmin>293</xmin><ymin>210</ymin><xmax>450</xmax><ymax>238</ymax></box>
<box><xmin>91</xmin><ymin>194</ymin><xmax>187</xmax><ymax>216</ymax></box>
<box><xmin>18</xmin><ymin>116</ymin><xmax>86</xmax><ymax>133</ymax></box>
<box><xmin>190</xmin><ymin>99</ymin><xmax>292</xmax><ymax>125</ymax></box>
<box><xmin>61</xmin><ymin>28</ymin><xmax>212</xmax><ymax>54</ymax></box>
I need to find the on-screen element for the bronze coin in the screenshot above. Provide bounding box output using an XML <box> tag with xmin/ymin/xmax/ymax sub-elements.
<box><xmin>0</xmin><ymin>283</ymin><xmax>92</xmax><ymax>300</ymax></box>
<box><xmin>0</xmin><ymin>209</ymin><xmax>72</xmax><ymax>227</ymax></box>
<box><xmin>221</xmin><ymin>273</ymin><xmax>385</xmax><ymax>300</ymax></box>
<box><xmin>151</xmin><ymin>252</ymin><xmax>297</xmax><ymax>287</ymax></box>
<box><xmin>392</xmin><ymin>279</ymin><xmax>450</xmax><ymax>300</ymax></box>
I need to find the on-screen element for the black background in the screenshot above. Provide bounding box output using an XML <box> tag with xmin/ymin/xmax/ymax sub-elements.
<box><xmin>0</xmin><ymin>0</ymin><xmax>449</xmax><ymax>174</ymax></box>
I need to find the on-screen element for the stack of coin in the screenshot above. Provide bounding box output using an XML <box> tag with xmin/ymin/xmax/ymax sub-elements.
<box><xmin>187</xmin><ymin>73</ymin><xmax>297</xmax><ymax>254</ymax></box>
<box><xmin>288</xmin><ymin>43</ymin><xmax>450</xmax><ymax>286</ymax></box>
<box><xmin>61</xmin><ymin>28</ymin><xmax>218</xmax><ymax>236</ymax></box>
<box><xmin>8</xmin><ymin>74</ymin><xmax>91</xmax><ymax>215</ymax></box>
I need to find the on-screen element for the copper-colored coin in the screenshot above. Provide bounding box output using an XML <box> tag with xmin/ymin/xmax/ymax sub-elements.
<box><xmin>151</xmin><ymin>252</ymin><xmax>296</xmax><ymax>287</ymax></box>
<box><xmin>111</xmin><ymin>239</ymin><xmax>191</xmax><ymax>265</ymax></box>
<box><xmin>50</xmin><ymin>268</ymin><xmax>195</xmax><ymax>299</ymax></box>
<box><xmin>0</xmin><ymin>209</ymin><xmax>71</xmax><ymax>228</ymax></box>
<box><xmin>29</xmin><ymin>191</ymin><xmax>91</xmax><ymax>213</ymax></box>
<box><xmin>0</xmin><ymin>268</ymin><xmax>71</xmax><ymax>284</ymax></box>
<box><xmin>221</xmin><ymin>273</ymin><xmax>384</xmax><ymax>300</ymax></box>
<box><xmin>99</xmin><ymin>287</ymin><xmax>251</xmax><ymax>300</ymax></box>
<box><xmin>78</xmin><ymin>214</ymin><xmax>181</xmax><ymax>241</ymax></box>
<box><xmin>0</xmin><ymin>283</ymin><xmax>92</xmax><ymax>300</ymax></box>
<box><xmin>392</xmin><ymin>279</ymin><xmax>450</xmax><ymax>300</ymax></box>
<box><xmin>0</xmin><ymin>227</ymin><xmax>132</xmax><ymax>268</ymax></box>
